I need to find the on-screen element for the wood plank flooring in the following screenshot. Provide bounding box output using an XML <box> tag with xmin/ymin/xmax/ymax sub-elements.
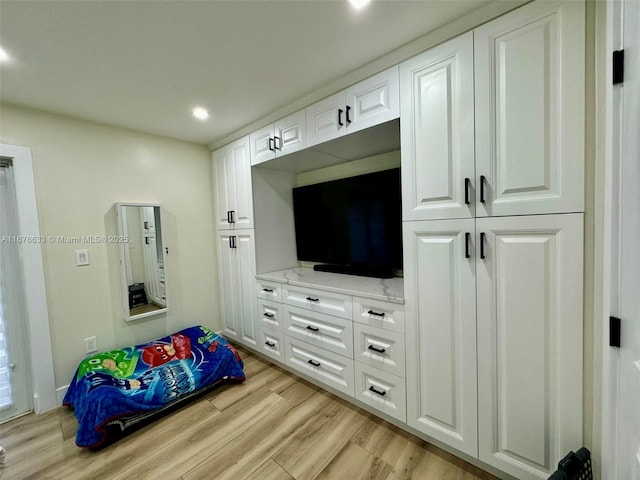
<box><xmin>0</xmin><ymin>347</ymin><xmax>499</xmax><ymax>480</ymax></box>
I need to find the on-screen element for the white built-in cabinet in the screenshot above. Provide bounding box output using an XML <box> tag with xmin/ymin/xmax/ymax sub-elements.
<box><xmin>212</xmin><ymin>2</ymin><xmax>586</xmax><ymax>479</ymax></box>
<box><xmin>250</xmin><ymin>110</ymin><xmax>306</xmax><ymax>166</ymax></box>
<box><xmin>213</xmin><ymin>136</ymin><xmax>254</xmax><ymax>230</ymax></box>
<box><xmin>306</xmin><ymin>66</ymin><xmax>400</xmax><ymax>147</ymax></box>
<box><xmin>217</xmin><ymin>230</ymin><xmax>257</xmax><ymax>347</ymax></box>
<box><xmin>402</xmin><ymin>0</ymin><xmax>584</xmax><ymax>222</ymax></box>
<box><xmin>401</xmin><ymin>2</ymin><xmax>585</xmax><ymax>479</ymax></box>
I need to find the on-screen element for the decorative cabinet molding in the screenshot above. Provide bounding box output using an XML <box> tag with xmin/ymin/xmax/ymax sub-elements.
<box><xmin>400</xmin><ymin>32</ymin><xmax>475</xmax><ymax>221</ymax></box>
<box><xmin>213</xmin><ymin>136</ymin><xmax>254</xmax><ymax>230</ymax></box>
<box><xmin>306</xmin><ymin>66</ymin><xmax>399</xmax><ymax>148</ymax></box>
<box><xmin>474</xmin><ymin>0</ymin><xmax>585</xmax><ymax>217</ymax></box>
<box><xmin>250</xmin><ymin>110</ymin><xmax>306</xmax><ymax>166</ymax></box>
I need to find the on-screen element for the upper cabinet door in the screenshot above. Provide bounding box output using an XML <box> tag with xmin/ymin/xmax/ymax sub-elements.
<box><xmin>476</xmin><ymin>213</ymin><xmax>583</xmax><ymax>480</ymax></box>
<box><xmin>213</xmin><ymin>146</ymin><xmax>234</xmax><ymax>230</ymax></box>
<box><xmin>345</xmin><ymin>66</ymin><xmax>399</xmax><ymax>135</ymax></box>
<box><xmin>274</xmin><ymin>109</ymin><xmax>306</xmax><ymax>157</ymax></box>
<box><xmin>474</xmin><ymin>0</ymin><xmax>585</xmax><ymax>217</ymax></box>
<box><xmin>400</xmin><ymin>32</ymin><xmax>475</xmax><ymax>221</ymax></box>
<box><xmin>212</xmin><ymin>136</ymin><xmax>254</xmax><ymax>230</ymax></box>
<box><xmin>250</xmin><ymin>124</ymin><xmax>276</xmax><ymax>166</ymax></box>
<box><xmin>306</xmin><ymin>91</ymin><xmax>347</xmax><ymax>148</ymax></box>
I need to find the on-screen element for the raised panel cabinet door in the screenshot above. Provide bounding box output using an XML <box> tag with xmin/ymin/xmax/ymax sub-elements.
<box><xmin>212</xmin><ymin>147</ymin><xmax>233</xmax><ymax>230</ymax></box>
<box><xmin>403</xmin><ymin>219</ymin><xmax>478</xmax><ymax>457</ymax></box>
<box><xmin>217</xmin><ymin>232</ymin><xmax>239</xmax><ymax>340</ymax></box>
<box><xmin>250</xmin><ymin>124</ymin><xmax>276</xmax><ymax>166</ymax></box>
<box><xmin>274</xmin><ymin>109</ymin><xmax>306</xmax><ymax>157</ymax></box>
<box><xmin>236</xmin><ymin>230</ymin><xmax>258</xmax><ymax>347</ymax></box>
<box><xmin>345</xmin><ymin>66</ymin><xmax>399</xmax><ymax>135</ymax></box>
<box><xmin>306</xmin><ymin>91</ymin><xmax>347</xmax><ymax>148</ymax></box>
<box><xmin>229</xmin><ymin>137</ymin><xmax>254</xmax><ymax>229</ymax></box>
<box><xmin>400</xmin><ymin>32</ymin><xmax>475</xmax><ymax>221</ymax></box>
<box><xmin>474</xmin><ymin>0</ymin><xmax>585</xmax><ymax>217</ymax></box>
<box><xmin>476</xmin><ymin>213</ymin><xmax>583</xmax><ymax>480</ymax></box>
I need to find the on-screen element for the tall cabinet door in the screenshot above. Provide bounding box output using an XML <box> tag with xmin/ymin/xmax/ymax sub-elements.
<box><xmin>400</xmin><ymin>32</ymin><xmax>475</xmax><ymax>221</ymax></box>
<box><xmin>403</xmin><ymin>219</ymin><xmax>478</xmax><ymax>457</ymax></box>
<box><xmin>218</xmin><ymin>231</ymin><xmax>240</xmax><ymax>340</ymax></box>
<box><xmin>476</xmin><ymin>213</ymin><xmax>583</xmax><ymax>480</ymax></box>
<box><xmin>212</xmin><ymin>137</ymin><xmax>254</xmax><ymax>230</ymax></box>
<box><xmin>217</xmin><ymin>230</ymin><xmax>257</xmax><ymax>347</ymax></box>
<box><xmin>474</xmin><ymin>0</ymin><xmax>585</xmax><ymax>217</ymax></box>
<box><xmin>213</xmin><ymin>147</ymin><xmax>234</xmax><ymax>230</ymax></box>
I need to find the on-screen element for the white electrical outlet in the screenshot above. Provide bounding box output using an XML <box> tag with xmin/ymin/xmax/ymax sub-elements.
<box><xmin>75</xmin><ymin>249</ymin><xmax>89</xmax><ymax>266</ymax></box>
<box><xmin>84</xmin><ymin>336</ymin><xmax>97</xmax><ymax>354</ymax></box>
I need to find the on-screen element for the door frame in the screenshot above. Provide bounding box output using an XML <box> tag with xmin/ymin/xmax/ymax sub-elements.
<box><xmin>0</xmin><ymin>144</ymin><xmax>56</xmax><ymax>413</ymax></box>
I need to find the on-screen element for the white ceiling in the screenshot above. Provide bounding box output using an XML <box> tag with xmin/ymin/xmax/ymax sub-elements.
<box><xmin>1</xmin><ymin>0</ymin><xmax>497</xmax><ymax>146</ymax></box>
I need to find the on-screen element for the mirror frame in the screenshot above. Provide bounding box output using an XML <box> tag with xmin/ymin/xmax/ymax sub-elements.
<box><xmin>115</xmin><ymin>202</ymin><xmax>169</xmax><ymax>321</ymax></box>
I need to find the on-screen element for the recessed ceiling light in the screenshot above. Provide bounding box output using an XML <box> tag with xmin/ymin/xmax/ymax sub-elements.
<box><xmin>192</xmin><ymin>107</ymin><xmax>209</xmax><ymax>120</ymax></box>
<box><xmin>0</xmin><ymin>46</ymin><xmax>10</xmax><ymax>63</ymax></box>
<box><xmin>348</xmin><ymin>0</ymin><xmax>371</xmax><ymax>10</ymax></box>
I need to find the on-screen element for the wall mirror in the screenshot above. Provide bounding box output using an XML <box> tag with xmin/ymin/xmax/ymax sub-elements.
<box><xmin>115</xmin><ymin>203</ymin><xmax>168</xmax><ymax>321</ymax></box>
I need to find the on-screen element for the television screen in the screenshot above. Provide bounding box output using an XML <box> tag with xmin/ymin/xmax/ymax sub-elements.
<box><xmin>292</xmin><ymin>168</ymin><xmax>402</xmax><ymax>277</ymax></box>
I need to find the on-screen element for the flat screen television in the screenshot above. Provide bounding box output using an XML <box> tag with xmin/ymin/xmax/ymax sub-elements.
<box><xmin>292</xmin><ymin>168</ymin><xmax>402</xmax><ymax>278</ymax></box>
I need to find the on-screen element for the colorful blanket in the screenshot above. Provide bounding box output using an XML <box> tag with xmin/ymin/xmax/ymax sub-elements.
<box><xmin>63</xmin><ymin>325</ymin><xmax>245</xmax><ymax>447</ymax></box>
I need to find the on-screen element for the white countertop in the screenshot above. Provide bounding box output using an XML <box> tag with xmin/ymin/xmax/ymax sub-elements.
<box><xmin>256</xmin><ymin>267</ymin><xmax>404</xmax><ymax>304</ymax></box>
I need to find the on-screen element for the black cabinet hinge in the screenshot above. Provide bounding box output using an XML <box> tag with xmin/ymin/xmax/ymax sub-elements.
<box><xmin>610</xmin><ymin>316</ymin><xmax>621</xmax><ymax>348</ymax></box>
<box><xmin>613</xmin><ymin>50</ymin><xmax>624</xmax><ymax>85</ymax></box>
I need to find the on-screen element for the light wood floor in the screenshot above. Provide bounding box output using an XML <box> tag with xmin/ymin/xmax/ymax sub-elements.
<box><xmin>0</xmin><ymin>347</ymin><xmax>499</xmax><ymax>480</ymax></box>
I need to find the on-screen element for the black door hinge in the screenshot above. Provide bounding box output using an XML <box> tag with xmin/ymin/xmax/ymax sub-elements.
<box><xmin>613</xmin><ymin>50</ymin><xmax>624</xmax><ymax>85</ymax></box>
<box><xmin>610</xmin><ymin>316</ymin><xmax>621</xmax><ymax>348</ymax></box>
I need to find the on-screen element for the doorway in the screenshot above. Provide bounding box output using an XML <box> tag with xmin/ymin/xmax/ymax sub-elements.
<box><xmin>0</xmin><ymin>159</ymin><xmax>33</xmax><ymax>422</ymax></box>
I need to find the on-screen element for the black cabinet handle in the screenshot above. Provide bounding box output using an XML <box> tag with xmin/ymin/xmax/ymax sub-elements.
<box><xmin>306</xmin><ymin>325</ymin><xmax>320</xmax><ymax>332</ymax></box>
<box><xmin>369</xmin><ymin>386</ymin><xmax>386</xmax><ymax>397</ymax></box>
<box><xmin>480</xmin><ymin>175</ymin><xmax>487</xmax><ymax>203</ymax></box>
<box><xmin>227</xmin><ymin>211</ymin><xmax>232</xmax><ymax>224</ymax></box>
<box><xmin>229</xmin><ymin>236</ymin><xmax>236</xmax><ymax>249</ymax></box>
<box><xmin>144</xmin><ymin>221</ymin><xmax>150</xmax><ymax>230</ymax></box>
<box><xmin>274</xmin><ymin>136</ymin><xmax>281</xmax><ymax>151</ymax></box>
<box><xmin>480</xmin><ymin>232</ymin><xmax>486</xmax><ymax>259</ymax></box>
<box><xmin>306</xmin><ymin>296</ymin><xmax>319</xmax><ymax>302</ymax></box>
<box><xmin>265</xmin><ymin>341</ymin><xmax>275</xmax><ymax>347</ymax></box>
<box><xmin>367</xmin><ymin>345</ymin><xmax>386</xmax><ymax>354</ymax></box>
<box><xmin>263</xmin><ymin>312</ymin><xmax>274</xmax><ymax>318</ymax></box>
<box><xmin>464</xmin><ymin>178</ymin><xmax>471</xmax><ymax>205</ymax></box>
<box><xmin>268</xmin><ymin>137</ymin><xmax>275</xmax><ymax>151</ymax></box>
<box><xmin>262</xmin><ymin>288</ymin><xmax>274</xmax><ymax>293</ymax></box>
<box><xmin>465</xmin><ymin>232</ymin><xmax>471</xmax><ymax>259</ymax></box>
<box><xmin>228</xmin><ymin>236</ymin><xmax>233</xmax><ymax>248</ymax></box>
<box><xmin>338</xmin><ymin>108</ymin><xmax>344</xmax><ymax>127</ymax></box>
<box><xmin>346</xmin><ymin>105</ymin><xmax>352</xmax><ymax>124</ymax></box>
<box><xmin>308</xmin><ymin>359</ymin><xmax>321</xmax><ymax>367</ymax></box>
<box><xmin>230</xmin><ymin>210</ymin><xmax>235</xmax><ymax>224</ymax></box>
<box><xmin>367</xmin><ymin>310</ymin><xmax>385</xmax><ymax>317</ymax></box>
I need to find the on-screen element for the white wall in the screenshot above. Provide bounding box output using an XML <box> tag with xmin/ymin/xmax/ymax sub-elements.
<box><xmin>0</xmin><ymin>103</ymin><xmax>220</xmax><ymax>393</ymax></box>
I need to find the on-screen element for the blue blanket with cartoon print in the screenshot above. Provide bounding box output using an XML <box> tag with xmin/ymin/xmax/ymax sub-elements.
<box><xmin>63</xmin><ymin>325</ymin><xmax>245</xmax><ymax>448</ymax></box>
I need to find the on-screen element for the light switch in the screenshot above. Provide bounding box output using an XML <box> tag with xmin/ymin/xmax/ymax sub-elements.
<box><xmin>75</xmin><ymin>249</ymin><xmax>89</xmax><ymax>266</ymax></box>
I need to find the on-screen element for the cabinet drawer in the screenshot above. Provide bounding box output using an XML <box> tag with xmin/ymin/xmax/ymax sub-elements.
<box><xmin>256</xmin><ymin>280</ymin><xmax>282</xmax><ymax>302</ymax></box>
<box><xmin>283</xmin><ymin>305</ymin><xmax>353</xmax><ymax>358</ymax></box>
<box><xmin>284</xmin><ymin>336</ymin><xmax>354</xmax><ymax>396</ymax></box>
<box><xmin>283</xmin><ymin>285</ymin><xmax>352</xmax><ymax>319</ymax></box>
<box><xmin>354</xmin><ymin>323</ymin><xmax>405</xmax><ymax>378</ymax></box>
<box><xmin>257</xmin><ymin>298</ymin><xmax>283</xmax><ymax>332</ymax></box>
<box><xmin>353</xmin><ymin>297</ymin><xmax>405</xmax><ymax>333</ymax></box>
<box><xmin>354</xmin><ymin>362</ymin><xmax>406</xmax><ymax>422</ymax></box>
<box><xmin>257</xmin><ymin>329</ymin><xmax>284</xmax><ymax>362</ymax></box>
